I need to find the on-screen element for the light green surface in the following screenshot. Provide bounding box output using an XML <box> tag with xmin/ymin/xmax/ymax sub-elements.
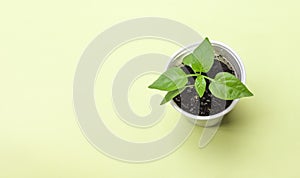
<box><xmin>1</xmin><ymin>0</ymin><xmax>300</xmax><ymax>177</ymax></box>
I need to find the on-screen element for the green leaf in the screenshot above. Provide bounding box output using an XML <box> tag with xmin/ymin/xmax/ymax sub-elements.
<box><xmin>194</xmin><ymin>75</ymin><xmax>206</xmax><ymax>97</ymax></box>
<box><xmin>193</xmin><ymin>38</ymin><xmax>214</xmax><ymax>72</ymax></box>
<box><xmin>182</xmin><ymin>54</ymin><xmax>203</xmax><ymax>72</ymax></box>
<box><xmin>148</xmin><ymin>67</ymin><xmax>188</xmax><ymax>91</ymax></box>
<box><xmin>160</xmin><ymin>88</ymin><xmax>185</xmax><ymax>105</ymax></box>
<box><xmin>209</xmin><ymin>72</ymin><xmax>254</xmax><ymax>100</ymax></box>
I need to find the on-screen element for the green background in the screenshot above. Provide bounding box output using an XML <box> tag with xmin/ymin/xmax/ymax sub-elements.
<box><xmin>1</xmin><ymin>0</ymin><xmax>299</xmax><ymax>177</ymax></box>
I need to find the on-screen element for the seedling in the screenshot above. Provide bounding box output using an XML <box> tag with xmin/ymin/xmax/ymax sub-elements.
<box><xmin>148</xmin><ymin>38</ymin><xmax>253</xmax><ymax>105</ymax></box>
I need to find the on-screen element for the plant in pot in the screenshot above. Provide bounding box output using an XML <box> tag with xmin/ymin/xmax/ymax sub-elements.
<box><xmin>148</xmin><ymin>38</ymin><xmax>253</xmax><ymax>126</ymax></box>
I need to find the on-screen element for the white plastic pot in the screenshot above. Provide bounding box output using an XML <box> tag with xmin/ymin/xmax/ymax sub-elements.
<box><xmin>166</xmin><ymin>41</ymin><xmax>246</xmax><ymax>127</ymax></box>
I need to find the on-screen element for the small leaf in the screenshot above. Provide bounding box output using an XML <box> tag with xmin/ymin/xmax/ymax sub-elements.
<box><xmin>194</xmin><ymin>75</ymin><xmax>206</xmax><ymax>97</ymax></box>
<box><xmin>182</xmin><ymin>54</ymin><xmax>203</xmax><ymax>72</ymax></box>
<box><xmin>160</xmin><ymin>88</ymin><xmax>185</xmax><ymax>105</ymax></box>
<box><xmin>209</xmin><ymin>72</ymin><xmax>254</xmax><ymax>100</ymax></box>
<box><xmin>193</xmin><ymin>38</ymin><xmax>214</xmax><ymax>72</ymax></box>
<box><xmin>148</xmin><ymin>67</ymin><xmax>188</xmax><ymax>91</ymax></box>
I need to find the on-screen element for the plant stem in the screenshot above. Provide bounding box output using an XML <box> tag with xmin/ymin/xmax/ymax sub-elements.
<box><xmin>203</xmin><ymin>75</ymin><xmax>215</xmax><ymax>82</ymax></box>
<box><xmin>185</xmin><ymin>74</ymin><xmax>216</xmax><ymax>82</ymax></box>
<box><xmin>185</xmin><ymin>74</ymin><xmax>200</xmax><ymax>77</ymax></box>
<box><xmin>176</xmin><ymin>85</ymin><xmax>194</xmax><ymax>91</ymax></box>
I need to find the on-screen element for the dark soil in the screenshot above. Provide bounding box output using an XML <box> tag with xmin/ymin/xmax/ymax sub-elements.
<box><xmin>173</xmin><ymin>54</ymin><xmax>235</xmax><ymax>116</ymax></box>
